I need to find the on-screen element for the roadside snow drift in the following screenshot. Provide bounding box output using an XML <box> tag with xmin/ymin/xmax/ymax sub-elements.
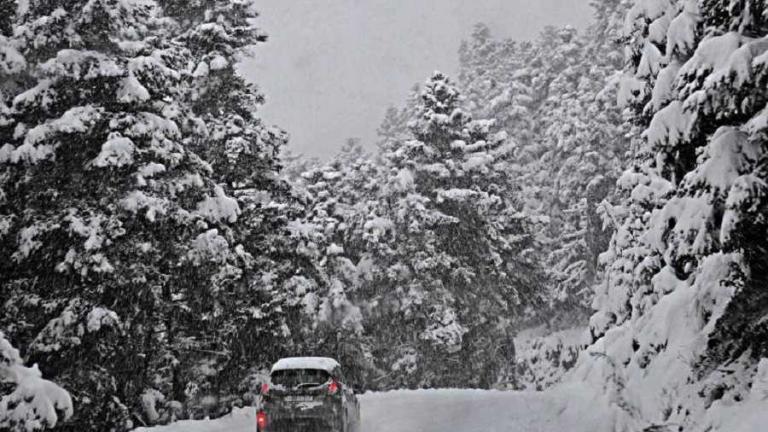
<box><xmin>134</xmin><ymin>407</ymin><xmax>256</xmax><ymax>432</ymax></box>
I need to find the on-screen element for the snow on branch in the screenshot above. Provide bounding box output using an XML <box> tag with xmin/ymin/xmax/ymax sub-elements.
<box><xmin>0</xmin><ymin>333</ymin><xmax>73</xmax><ymax>431</ymax></box>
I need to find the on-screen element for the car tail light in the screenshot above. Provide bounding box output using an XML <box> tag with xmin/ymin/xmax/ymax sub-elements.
<box><xmin>328</xmin><ymin>379</ymin><xmax>340</xmax><ymax>395</ymax></box>
<box><xmin>257</xmin><ymin>410</ymin><xmax>268</xmax><ymax>431</ymax></box>
<box><xmin>261</xmin><ymin>383</ymin><xmax>269</xmax><ymax>395</ymax></box>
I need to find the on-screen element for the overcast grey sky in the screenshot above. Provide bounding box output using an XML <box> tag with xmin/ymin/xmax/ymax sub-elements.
<box><xmin>242</xmin><ymin>0</ymin><xmax>594</xmax><ymax>159</ymax></box>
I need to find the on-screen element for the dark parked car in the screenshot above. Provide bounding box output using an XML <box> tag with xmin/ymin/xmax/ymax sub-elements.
<box><xmin>257</xmin><ymin>357</ymin><xmax>360</xmax><ymax>432</ymax></box>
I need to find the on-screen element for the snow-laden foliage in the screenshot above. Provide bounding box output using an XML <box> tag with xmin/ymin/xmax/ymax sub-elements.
<box><xmin>370</xmin><ymin>72</ymin><xmax>544</xmax><ymax>388</ymax></box>
<box><xmin>272</xmin><ymin>0</ymin><xmax>636</xmax><ymax>392</ymax></box>
<box><xmin>0</xmin><ymin>0</ymin><xmax>303</xmax><ymax>429</ymax></box>
<box><xmin>5</xmin><ymin>0</ymin><xmax>766</xmax><ymax>429</ymax></box>
<box><xmin>456</xmin><ymin>1</ymin><xmax>632</xmax><ymax>330</ymax></box>
<box><xmin>0</xmin><ymin>332</ymin><xmax>72</xmax><ymax>431</ymax></box>
<box><xmin>287</xmin><ymin>73</ymin><xmax>545</xmax><ymax>390</ymax></box>
<box><xmin>515</xmin><ymin>326</ymin><xmax>589</xmax><ymax>391</ymax></box>
<box><xmin>573</xmin><ymin>0</ymin><xmax>768</xmax><ymax>430</ymax></box>
<box><xmin>281</xmin><ymin>140</ymin><xmax>379</xmax><ymax>386</ymax></box>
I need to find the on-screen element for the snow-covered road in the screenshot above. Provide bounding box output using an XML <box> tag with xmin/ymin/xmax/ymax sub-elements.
<box><xmin>361</xmin><ymin>388</ymin><xmax>616</xmax><ymax>432</ymax></box>
<box><xmin>136</xmin><ymin>387</ymin><xmax>617</xmax><ymax>432</ymax></box>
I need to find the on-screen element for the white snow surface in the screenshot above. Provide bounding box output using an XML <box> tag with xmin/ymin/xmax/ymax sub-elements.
<box><xmin>135</xmin><ymin>388</ymin><xmax>620</xmax><ymax>432</ymax></box>
<box><xmin>93</xmin><ymin>134</ymin><xmax>136</xmax><ymax>168</ymax></box>
<box><xmin>209</xmin><ymin>55</ymin><xmax>229</xmax><ymax>71</ymax></box>
<box><xmin>0</xmin><ymin>332</ymin><xmax>73</xmax><ymax>430</ymax></box>
<box><xmin>703</xmin><ymin>359</ymin><xmax>768</xmax><ymax>432</ymax></box>
<box><xmin>134</xmin><ymin>407</ymin><xmax>254</xmax><ymax>432</ymax></box>
<box><xmin>270</xmin><ymin>357</ymin><xmax>340</xmax><ymax>373</ymax></box>
<box><xmin>196</xmin><ymin>186</ymin><xmax>241</xmax><ymax>223</ymax></box>
<box><xmin>133</xmin><ymin>384</ymin><xmax>768</xmax><ymax>432</ymax></box>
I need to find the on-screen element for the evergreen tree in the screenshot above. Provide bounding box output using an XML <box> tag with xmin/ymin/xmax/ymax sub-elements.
<box><xmin>458</xmin><ymin>16</ymin><xmax>631</xmax><ymax>330</ymax></box>
<box><xmin>289</xmin><ymin>140</ymin><xmax>383</xmax><ymax>388</ymax></box>
<box><xmin>374</xmin><ymin>72</ymin><xmax>544</xmax><ymax>388</ymax></box>
<box><xmin>580</xmin><ymin>0</ymin><xmax>768</xmax><ymax>429</ymax></box>
<box><xmin>458</xmin><ymin>24</ymin><xmax>536</xmax><ymax>152</ymax></box>
<box><xmin>0</xmin><ymin>0</ymin><xmax>257</xmax><ymax>428</ymax></box>
<box><xmin>375</xmin><ymin>84</ymin><xmax>421</xmax><ymax>163</ymax></box>
<box><xmin>152</xmin><ymin>0</ymin><xmax>314</xmax><ymax>414</ymax></box>
<box><xmin>538</xmin><ymin>7</ymin><xmax>631</xmax><ymax>327</ymax></box>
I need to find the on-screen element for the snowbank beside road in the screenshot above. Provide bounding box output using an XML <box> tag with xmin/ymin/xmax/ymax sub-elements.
<box><xmin>134</xmin><ymin>407</ymin><xmax>256</xmax><ymax>432</ymax></box>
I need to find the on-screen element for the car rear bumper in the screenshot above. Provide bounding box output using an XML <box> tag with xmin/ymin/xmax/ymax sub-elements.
<box><xmin>261</xmin><ymin>401</ymin><xmax>343</xmax><ymax>432</ymax></box>
<box><xmin>263</xmin><ymin>416</ymin><xmax>341</xmax><ymax>432</ymax></box>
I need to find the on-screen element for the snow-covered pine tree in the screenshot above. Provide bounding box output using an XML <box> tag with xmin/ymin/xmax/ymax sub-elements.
<box><xmin>150</xmin><ymin>0</ymin><xmax>314</xmax><ymax>414</ymax></box>
<box><xmin>375</xmin><ymin>84</ymin><xmax>422</xmax><ymax>166</ymax></box>
<box><xmin>0</xmin><ymin>0</ymin><xmax>24</xmax><ymax>128</ymax></box>
<box><xmin>373</xmin><ymin>72</ymin><xmax>544</xmax><ymax>389</ymax></box>
<box><xmin>578</xmin><ymin>0</ymin><xmax>768</xmax><ymax>429</ymax></box>
<box><xmin>281</xmin><ymin>149</ymin><xmax>320</xmax><ymax>184</ymax></box>
<box><xmin>539</xmin><ymin>3</ymin><xmax>632</xmax><ymax>328</ymax></box>
<box><xmin>456</xmin><ymin>9</ymin><xmax>633</xmax><ymax>388</ymax></box>
<box><xmin>458</xmin><ymin>24</ymin><xmax>536</xmax><ymax>154</ymax></box>
<box><xmin>0</xmin><ymin>0</ymin><xmax>251</xmax><ymax>428</ymax></box>
<box><xmin>286</xmin><ymin>140</ymin><xmax>385</xmax><ymax>387</ymax></box>
<box><xmin>458</xmin><ymin>21</ymin><xmax>631</xmax><ymax>331</ymax></box>
<box><xmin>531</xmin><ymin>26</ymin><xmax>598</xmax><ymax>323</ymax></box>
<box><xmin>377</xmin><ymin>106</ymin><xmax>411</xmax><ymax>147</ymax></box>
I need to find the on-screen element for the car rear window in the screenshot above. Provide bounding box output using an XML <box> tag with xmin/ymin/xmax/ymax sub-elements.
<box><xmin>271</xmin><ymin>368</ymin><xmax>330</xmax><ymax>388</ymax></box>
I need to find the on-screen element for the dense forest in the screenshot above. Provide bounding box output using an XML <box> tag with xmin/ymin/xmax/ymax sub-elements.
<box><xmin>1</xmin><ymin>0</ymin><xmax>767</xmax><ymax>431</ymax></box>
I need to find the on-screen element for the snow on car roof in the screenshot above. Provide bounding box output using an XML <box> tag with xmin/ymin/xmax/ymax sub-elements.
<box><xmin>270</xmin><ymin>357</ymin><xmax>340</xmax><ymax>373</ymax></box>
